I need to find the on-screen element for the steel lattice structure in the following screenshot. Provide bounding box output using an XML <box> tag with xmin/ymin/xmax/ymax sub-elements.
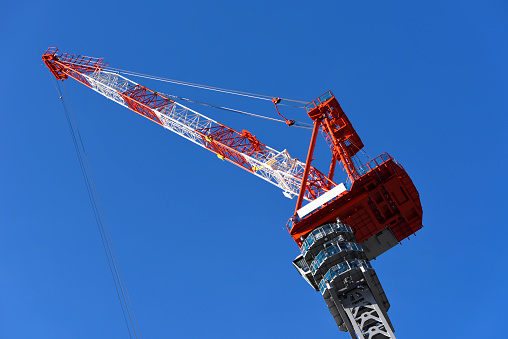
<box><xmin>43</xmin><ymin>47</ymin><xmax>334</xmax><ymax>201</ymax></box>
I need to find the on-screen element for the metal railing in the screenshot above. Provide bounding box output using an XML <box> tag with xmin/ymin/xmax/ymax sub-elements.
<box><xmin>310</xmin><ymin>242</ymin><xmax>363</xmax><ymax>275</ymax></box>
<box><xmin>318</xmin><ymin>260</ymin><xmax>373</xmax><ymax>294</ymax></box>
<box><xmin>300</xmin><ymin>222</ymin><xmax>353</xmax><ymax>256</ymax></box>
<box><xmin>345</xmin><ymin>152</ymin><xmax>395</xmax><ymax>190</ymax></box>
<box><xmin>304</xmin><ymin>91</ymin><xmax>334</xmax><ymax>113</ymax></box>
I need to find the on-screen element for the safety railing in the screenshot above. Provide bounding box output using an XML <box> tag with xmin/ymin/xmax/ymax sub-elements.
<box><xmin>300</xmin><ymin>222</ymin><xmax>353</xmax><ymax>256</ymax></box>
<box><xmin>310</xmin><ymin>242</ymin><xmax>363</xmax><ymax>275</ymax></box>
<box><xmin>345</xmin><ymin>152</ymin><xmax>394</xmax><ymax>190</ymax></box>
<box><xmin>318</xmin><ymin>260</ymin><xmax>373</xmax><ymax>294</ymax></box>
<box><xmin>304</xmin><ymin>91</ymin><xmax>334</xmax><ymax>113</ymax></box>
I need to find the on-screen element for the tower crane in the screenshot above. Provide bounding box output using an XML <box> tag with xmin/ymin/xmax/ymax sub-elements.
<box><xmin>43</xmin><ymin>47</ymin><xmax>423</xmax><ymax>339</ymax></box>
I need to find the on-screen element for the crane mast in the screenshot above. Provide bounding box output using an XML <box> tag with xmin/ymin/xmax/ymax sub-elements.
<box><xmin>44</xmin><ymin>48</ymin><xmax>423</xmax><ymax>339</ymax></box>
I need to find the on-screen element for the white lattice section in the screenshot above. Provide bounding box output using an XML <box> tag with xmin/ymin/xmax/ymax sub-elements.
<box><xmin>157</xmin><ymin>104</ymin><xmax>213</xmax><ymax>145</ymax></box>
<box><xmin>242</xmin><ymin>150</ymin><xmax>306</xmax><ymax>197</ymax></box>
<box><xmin>88</xmin><ymin>71</ymin><xmax>129</xmax><ymax>105</ymax></box>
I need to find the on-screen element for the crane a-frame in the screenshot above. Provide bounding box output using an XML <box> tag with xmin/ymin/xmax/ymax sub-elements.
<box><xmin>43</xmin><ymin>47</ymin><xmax>423</xmax><ymax>339</ymax></box>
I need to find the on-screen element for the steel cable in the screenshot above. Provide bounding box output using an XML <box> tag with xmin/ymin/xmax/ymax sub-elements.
<box><xmin>53</xmin><ymin>79</ymin><xmax>142</xmax><ymax>339</ymax></box>
<box><xmin>59</xmin><ymin>58</ymin><xmax>307</xmax><ymax>104</ymax></box>
<box><xmin>56</xmin><ymin>59</ymin><xmax>311</xmax><ymax>128</ymax></box>
<box><xmin>100</xmin><ymin>66</ymin><xmax>308</xmax><ymax>105</ymax></box>
<box><xmin>161</xmin><ymin>93</ymin><xmax>313</xmax><ymax>130</ymax></box>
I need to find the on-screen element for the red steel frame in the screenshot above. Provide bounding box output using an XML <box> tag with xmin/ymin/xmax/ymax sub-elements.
<box><xmin>290</xmin><ymin>91</ymin><xmax>423</xmax><ymax>246</ymax></box>
<box><xmin>294</xmin><ymin>92</ymin><xmax>365</xmax><ymax>213</ymax></box>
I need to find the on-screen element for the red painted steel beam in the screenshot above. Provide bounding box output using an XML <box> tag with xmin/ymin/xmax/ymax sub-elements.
<box><xmin>294</xmin><ymin>118</ymin><xmax>322</xmax><ymax>214</ymax></box>
<box><xmin>304</xmin><ymin>91</ymin><xmax>364</xmax><ymax>185</ymax></box>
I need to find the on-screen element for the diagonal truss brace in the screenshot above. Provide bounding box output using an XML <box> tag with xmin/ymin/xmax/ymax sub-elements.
<box><xmin>341</xmin><ymin>288</ymin><xmax>396</xmax><ymax>339</ymax></box>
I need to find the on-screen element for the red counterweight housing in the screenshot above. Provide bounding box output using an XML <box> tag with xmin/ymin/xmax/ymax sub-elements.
<box><xmin>289</xmin><ymin>91</ymin><xmax>423</xmax><ymax>259</ymax></box>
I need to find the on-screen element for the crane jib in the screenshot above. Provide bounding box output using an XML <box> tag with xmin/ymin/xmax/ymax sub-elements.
<box><xmin>42</xmin><ymin>47</ymin><xmax>335</xmax><ymax>202</ymax></box>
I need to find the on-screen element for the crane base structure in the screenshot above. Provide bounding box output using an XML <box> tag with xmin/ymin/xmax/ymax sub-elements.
<box><xmin>293</xmin><ymin>220</ymin><xmax>395</xmax><ymax>338</ymax></box>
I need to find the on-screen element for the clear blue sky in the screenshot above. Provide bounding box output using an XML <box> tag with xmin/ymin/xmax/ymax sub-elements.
<box><xmin>1</xmin><ymin>1</ymin><xmax>507</xmax><ymax>338</ymax></box>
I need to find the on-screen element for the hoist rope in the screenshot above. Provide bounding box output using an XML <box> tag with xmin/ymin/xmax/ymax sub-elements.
<box><xmin>161</xmin><ymin>93</ymin><xmax>313</xmax><ymax>130</ymax></box>
<box><xmin>102</xmin><ymin>65</ymin><xmax>308</xmax><ymax>105</ymax></box>
<box><xmin>347</xmin><ymin>137</ymin><xmax>373</xmax><ymax>171</ymax></box>
<box><xmin>57</xmin><ymin>60</ymin><xmax>311</xmax><ymax>127</ymax></box>
<box><xmin>53</xmin><ymin>79</ymin><xmax>142</xmax><ymax>339</ymax></box>
<box><xmin>350</xmin><ymin>139</ymin><xmax>373</xmax><ymax>162</ymax></box>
